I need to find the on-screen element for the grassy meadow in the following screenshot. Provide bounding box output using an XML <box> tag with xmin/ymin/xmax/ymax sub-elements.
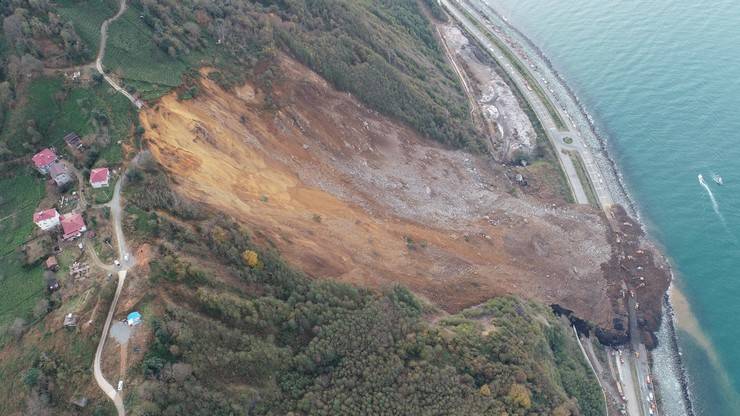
<box><xmin>0</xmin><ymin>174</ymin><xmax>46</xmax><ymax>333</ymax></box>
<box><xmin>0</xmin><ymin>77</ymin><xmax>135</xmax><ymax>162</ymax></box>
<box><xmin>55</xmin><ymin>0</ymin><xmax>118</xmax><ymax>58</ymax></box>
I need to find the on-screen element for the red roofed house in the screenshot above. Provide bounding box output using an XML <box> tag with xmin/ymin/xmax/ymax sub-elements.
<box><xmin>49</xmin><ymin>162</ymin><xmax>72</xmax><ymax>186</ymax></box>
<box><xmin>60</xmin><ymin>212</ymin><xmax>86</xmax><ymax>241</ymax></box>
<box><xmin>33</xmin><ymin>208</ymin><xmax>60</xmax><ymax>231</ymax></box>
<box><xmin>89</xmin><ymin>167</ymin><xmax>110</xmax><ymax>188</ymax></box>
<box><xmin>32</xmin><ymin>148</ymin><xmax>57</xmax><ymax>174</ymax></box>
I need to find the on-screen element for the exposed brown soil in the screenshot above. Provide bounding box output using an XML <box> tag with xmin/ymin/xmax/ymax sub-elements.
<box><xmin>140</xmin><ymin>55</ymin><xmax>654</xmax><ymax>335</ymax></box>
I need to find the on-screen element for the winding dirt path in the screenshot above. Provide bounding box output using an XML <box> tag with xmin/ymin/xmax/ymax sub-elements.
<box><xmin>93</xmin><ymin>157</ymin><xmax>138</xmax><ymax>416</ymax></box>
<box><xmin>95</xmin><ymin>0</ymin><xmax>142</xmax><ymax>109</ymax></box>
<box><xmin>93</xmin><ymin>269</ymin><xmax>127</xmax><ymax>416</ymax></box>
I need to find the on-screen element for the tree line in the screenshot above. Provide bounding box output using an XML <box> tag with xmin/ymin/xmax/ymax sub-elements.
<box><xmin>121</xmin><ymin>166</ymin><xmax>605</xmax><ymax>416</ymax></box>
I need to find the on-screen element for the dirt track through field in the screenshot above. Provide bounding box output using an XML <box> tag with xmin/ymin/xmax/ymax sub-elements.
<box><xmin>142</xmin><ymin>56</ymin><xmax>616</xmax><ymax>325</ymax></box>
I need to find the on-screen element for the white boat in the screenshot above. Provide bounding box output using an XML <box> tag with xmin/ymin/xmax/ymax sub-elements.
<box><xmin>712</xmin><ymin>173</ymin><xmax>724</xmax><ymax>185</ymax></box>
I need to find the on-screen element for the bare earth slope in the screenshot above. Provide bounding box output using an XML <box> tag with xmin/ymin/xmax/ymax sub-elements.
<box><xmin>142</xmin><ymin>56</ymin><xmax>615</xmax><ymax>325</ymax></box>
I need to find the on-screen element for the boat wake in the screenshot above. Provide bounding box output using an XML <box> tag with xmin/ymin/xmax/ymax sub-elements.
<box><xmin>698</xmin><ymin>174</ymin><xmax>727</xmax><ymax>227</ymax></box>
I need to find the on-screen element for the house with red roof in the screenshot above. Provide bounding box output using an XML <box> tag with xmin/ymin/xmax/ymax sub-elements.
<box><xmin>32</xmin><ymin>148</ymin><xmax>57</xmax><ymax>174</ymax></box>
<box><xmin>89</xmin><ymin>167</ymin><xmax>110</xmax><ymax>188</ymax></box>
<box><xmin>60</xmin><ymin>212</ymin><xmax>86</xmax><ymax>241</ymax></box>
<box><xmin>49</xmin><ymin>162</ymin><xmax>72</xmax><ymax>186</ymax></box>
<box><xmin>33</xmin><ymin>208</ymin><xmax>60</xmax><ymax>231</ymax></box>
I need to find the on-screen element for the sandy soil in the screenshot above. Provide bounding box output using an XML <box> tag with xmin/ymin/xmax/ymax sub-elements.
<box><xmin>141</xmin><ymin>55</ymin><xmax>618</xmax><ymax>327</ymax></box>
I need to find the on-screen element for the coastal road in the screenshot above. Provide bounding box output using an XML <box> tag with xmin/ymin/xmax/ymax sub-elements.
<box><xmin>615</xmin><ymin>349</ymin><xmax>643</xmax><ymax>416</ymax></box>
<box><xmin>466</xmin><ymin>0</ymin><xmax>616</xmax><ymax>210</ymax></box>
<box><xmin>96</xmin><ymin>0</ymin><xmax>142</xmax><ymax>109</ymax></box>
<box><xmin>443</xmin><ymin>0</ymin><xmax>614</xmax><ymax>209</ymax></box>
<box><xmin>443</xmin><ymin>2</ymin><xmax>661</xmax><ymax>415</ymax></box>
<box><xmin>629</xmin><ymin>296</ymin><xmax>658</xmax><ymax>416</ymax></box>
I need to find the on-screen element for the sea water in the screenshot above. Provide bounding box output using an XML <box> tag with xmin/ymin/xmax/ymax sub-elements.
<box><xmin>484</xmin><ymin>0</ymin><xmax>740</xmax><ymax>414</ymax></box>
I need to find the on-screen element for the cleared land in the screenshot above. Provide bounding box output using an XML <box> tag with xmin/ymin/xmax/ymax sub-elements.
<box><xmin>453</xmin><ymin>0</ymin><xmax>566</xmax><ymax>130</ymax></box>
<box><xmin>438</xmin><ymin>23</ymin><xmax>572</xmax><ymax>201</ymax></box>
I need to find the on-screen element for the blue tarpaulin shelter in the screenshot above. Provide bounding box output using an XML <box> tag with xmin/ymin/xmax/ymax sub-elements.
<box><xmin>127</xmin><ymin>311</ymin><xmax>142</xmax><ymax>326</ymax></box>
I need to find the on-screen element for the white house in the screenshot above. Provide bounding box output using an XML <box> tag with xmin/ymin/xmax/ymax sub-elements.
<box><xmin>32</xmin><ymin>148</ymin><xmax>57</xmax><ymax>174</ymax></box>
<box><xmin>33</xmin><ymin>208</ymin><xmax>60</xmax><ymax>231</ymax></box>
<box><xmin>90</xmin><ymin>167</ymin><xmax>110</xmax><ymax>188</ymax></box>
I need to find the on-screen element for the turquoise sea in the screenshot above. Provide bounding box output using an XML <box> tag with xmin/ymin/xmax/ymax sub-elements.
<box><xmin>485</xmin><ymin>0</ymin><xmax>740</xmax><ymax>414</ymax></box>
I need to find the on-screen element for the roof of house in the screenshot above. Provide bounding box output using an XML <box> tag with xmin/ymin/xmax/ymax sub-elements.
<box><xmin>64</xmin><ymin>313</ymin><xmax>79</xmax><ymax>327</ymax></box>
<box><xmin>32</xmin><ymin>148</ymin><xmax>57</xmax><ymax>168</ymax></box>
<box><xmin>90</xmin><ymin>167</ymin><xmax>110</xmax><ymax>184</ymax></box>
<box><xmin>49</xmin><ymin>162</ymin><xmax>67</xmax><ymax>177</ymax></box>
<box><xmin>64</xmin><ymin>132</ymin><xmax>81</xmax><ymax>144</ymax></box>
<box><xmin>60</xmin><ymin>212</ymin><xmax>85</xmax><ymax>236</ymax></box>
<box><xmin>33</xmin><ymin>208</ymin><xmax>59</xmax><ymax>223</ymax></box>
<box><xmin>45</xmin><ymin>256</ymin><xmax>58</xmax><ymax>268</ymax></box>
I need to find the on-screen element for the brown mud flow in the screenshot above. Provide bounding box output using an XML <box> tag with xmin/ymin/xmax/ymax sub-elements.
<box><xmin>141</xmin><ymin>55</ymin><xmax>667</xmax><ymax>343</ymax></box>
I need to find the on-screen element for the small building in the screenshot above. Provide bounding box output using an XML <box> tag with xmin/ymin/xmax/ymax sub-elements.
<box><xmin>70</xmin><ymin>396</ymin><xmax>87</xmax><ymax>408</ymax></box>
<box><xmin>45</xmin><ymin>256</ymin><xmax>59</xmax><ymax>272</ymax></box>
<box><xmin>60</xmin><ymin>212</ymin><xmax>86</xmax><ymax>240</ymax></box>
<box><xmin>127</xmin><ymin>311</ymin><xmax>142</xmax><ymax>326</ymax></box>
<box><xmin>63</xmin><ymin>313</ymin><xmax>79</xmax><ymax>328</ymax></box>
<box><xmin>90</xmin><ymin>167</ymin><xmax>110</xmax><ymax>188</ymax></box>
<box><xmin>47</xmin><ymin>278</ymin><xmax>60</xmax><ymax>292</ymax></box>
<box><xmin>63</xmin><ymin>132</ymin><xmax>83</xmax><ymax>150</ymax></box>
<box><xmin>49</xmin><ymin>162</ymin><xmax>72</xmax><ymax>186</ymax></box>
<box><xmin>32</xmin><ymin>148</ymin><xmax>58</xmax><ymax>174</ymax></box>
<box><xmin>33</xmin><ymin>208</ymin><xmax>60</xmax><ymax>231</ymax></box>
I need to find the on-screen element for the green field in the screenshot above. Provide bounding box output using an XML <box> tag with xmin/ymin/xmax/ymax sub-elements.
<box><xmin>0</xmin><ymin>77</ymin><xmax>135</xmax><ymax>160</ymax></box>
<box><xmin>58</xmin><ymin>0</ymin><xmax>191</xmax><ymax>99</ymax></box>
<box><xmin>57</xmin><ymin>0</ymin><xmax>231</xmax><ymax>101</ymax></box>
<box><xmin>56</xmin><ymin>0</ymin><xmax>118</xmax><ymax>56</ymax></box>
<box><xmin>92</xmin><ymin>186</ymin><xmax>114</xmax><ymax>204</ymax></box>
<box><xmin>102</xmin><ymin>6</ymin><xmax>228</xmax><ymax>100</ymax></box>
<box><xmin>104</xmin><ymin>7</ymin><xmax>189</xmax><ymax>87</ymax></box>
<box><xmin>0</xmin><ymin>174</ymin><xmax>46</xmax><ymax>333</ymax></box>
<box><xmin>124</xmin><ymin>79</ymin><xmax>175</xmax><ymax>101</ymax></box>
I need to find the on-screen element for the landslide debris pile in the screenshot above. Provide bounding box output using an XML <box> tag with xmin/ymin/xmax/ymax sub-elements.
<box><xmin>142</xmin><ymin>56</ymin><xmax>617</xmax><ymax>331</ymax></box>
